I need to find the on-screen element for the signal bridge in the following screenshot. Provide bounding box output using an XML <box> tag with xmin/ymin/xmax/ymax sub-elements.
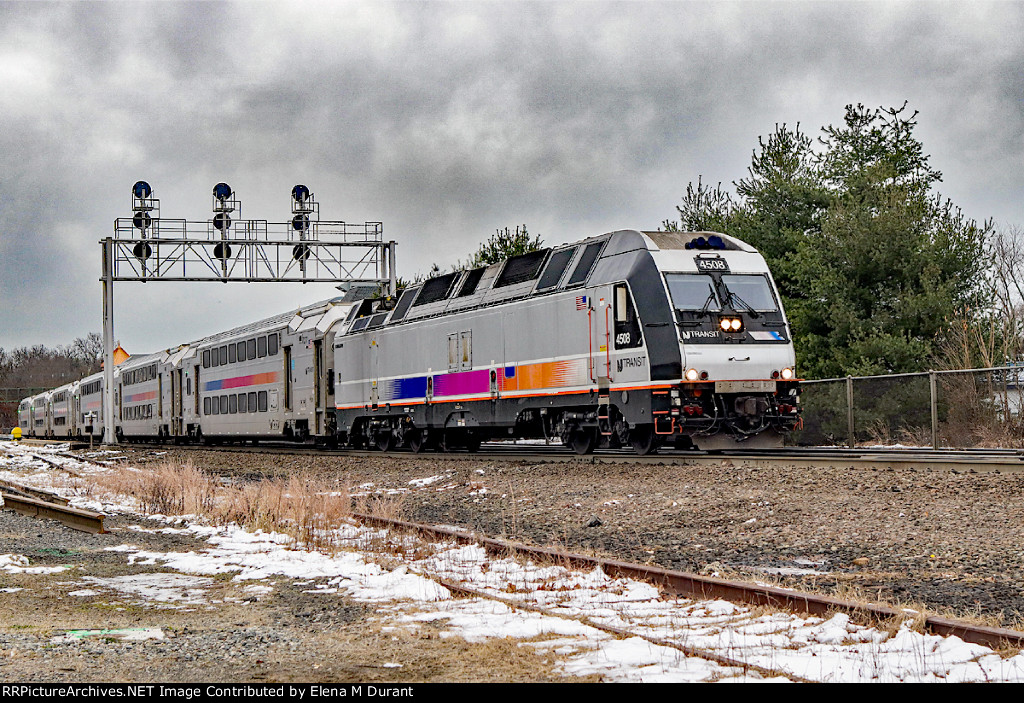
<box><xmin>100</xmin><ymin>182</ymin><xmax>397</xmax><ymax>444</ymax></box>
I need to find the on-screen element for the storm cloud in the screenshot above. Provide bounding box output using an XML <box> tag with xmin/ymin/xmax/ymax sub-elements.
<box><xmin>1</xmin><ymin>1</ymin><xmax>1020</xmax><ymax>352</ymax></box>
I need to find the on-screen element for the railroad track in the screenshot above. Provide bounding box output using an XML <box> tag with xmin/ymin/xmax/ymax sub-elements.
<box><xmin>91</xmin><ymin>439</ymin><xmax>1024</xmax><ymax>472</ymax></box>
<box><xmin>0</xmin><ymin>445</ymin><xmax>107</xmax><ymax>533</ymax></box>
<box><xmin>352</xmin><ymin>511</ymin><xmax>1024</xmax><ymax>651</ymax></box>
<box><xmin>4</xmin><ymin>440</ymin><xmax>1023</xmax><ymax>660</ymax></box>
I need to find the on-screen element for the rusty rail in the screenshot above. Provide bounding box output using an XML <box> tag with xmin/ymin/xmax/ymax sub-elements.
<box><xmin>352</xmin><ymin>512</ymin><xmax>1024</xmax><ymax>650</ymax></box>
<box><xmin>1</xmin><ymin>492</ymin><xmax>105</xmax><ymax>534</ymax></box>
<box><xmin>0</xmin><ymin>478</ymin><xmax>70</xmax><ymax>505</ymax></box>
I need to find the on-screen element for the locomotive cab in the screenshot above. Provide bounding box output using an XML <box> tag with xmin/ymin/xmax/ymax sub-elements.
<box><xmin>644</xmin><ymin>231</ymin><xmax>800</xmax><ymax>448</ymax></box>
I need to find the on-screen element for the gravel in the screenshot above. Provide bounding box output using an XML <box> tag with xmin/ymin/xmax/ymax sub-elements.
<box><xmin>4</xmin><ymin>443</ymin><xmax>1024</xmax><ymax>682</ymax></box>
<box><xmin>134</xmin><ymin>446</ymin><xmax>1024</xmax><ymax>625</ymax></box>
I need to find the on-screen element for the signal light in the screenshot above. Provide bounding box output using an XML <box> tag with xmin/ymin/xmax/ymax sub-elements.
<box><xmin>213</xmin><ymin>213</ymin><xmax>231</xmax><ymax>231</ymax></box>
<box><xmin>132</xmin><ymin>181</ymin><xmax>152</xmax><ymax>199</ymax></box>
<box><xmin>292</xmin><ymin>184</ymin><xmax>310</xmax><ymax>203</ymax></box>
<box><xmin>213</xmin><ymin>182</ymin><xmax>232</xmax><ymax>202</ymax></box>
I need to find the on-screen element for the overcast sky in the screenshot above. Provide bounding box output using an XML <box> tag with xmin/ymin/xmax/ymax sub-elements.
<box><xmin>1</xmin><ymin>0</ymin><xmax>1021</xmax><ymax>353</ymax></box>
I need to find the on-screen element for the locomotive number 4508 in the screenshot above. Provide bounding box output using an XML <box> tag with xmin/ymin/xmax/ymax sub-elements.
<box><xmin>695</xmin><ymin>257</ymin><xmax>729</xmax><ymax>272</ymax></box>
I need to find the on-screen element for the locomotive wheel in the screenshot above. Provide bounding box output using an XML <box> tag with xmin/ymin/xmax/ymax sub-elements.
<box><xmin>570</xmin><ymin>427</ymin><xmax>597</xmax><ymax>455</ymax></box>
<box><xmin>629</xmin><ymin>424</ymin><xmax>659</xmax><ymax>455</ymax></box>
<box><xmin>407</xmin><ymin>429</ymin><xmax>426</xmax><ymax>453</ymax></box>
<box><xmin>376</xmin><ymin>430</ymin><xmax>395</xmax><ymax>452</ymax></box>
<box><xmin>438</xmin><ymin>430</ymin><xmax>453</xmax><ymax>453</ymax></box>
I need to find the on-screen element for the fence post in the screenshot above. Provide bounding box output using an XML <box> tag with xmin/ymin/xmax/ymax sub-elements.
<box><xmin>846</xmin><ymin>375</ymin><xmax>855</xmax><ymax>448</ymax></box>
<box><xmin>930</xmin><ymin>370</ymin><xmax>938</xmax><ymax>450</ymax></box>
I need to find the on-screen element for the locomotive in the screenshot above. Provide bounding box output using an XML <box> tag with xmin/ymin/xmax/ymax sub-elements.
<box><xmin>19</xmin><ymin>229</ymin><xmax>800</xmax><ymax>454</ymax></box>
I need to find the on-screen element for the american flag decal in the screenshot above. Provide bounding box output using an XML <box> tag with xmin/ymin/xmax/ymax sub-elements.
<box><xmin>575</xmin><ymin>295</ymin><xmax>588</xmax><ymax>310</ymax></box>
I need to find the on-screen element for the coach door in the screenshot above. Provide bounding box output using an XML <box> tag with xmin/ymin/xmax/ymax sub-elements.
<box><xmin>313</xmin><ymin>339</ymin><xmax>323</xmax><ymax>434</ymax></box>
<box><xmin>283</xmin><ymin>346</ymin><xmax>292</xmax><ymax>412</ymax></box>
<box><xmin>194</xmin><ymin>365</ymin><xmax>201</xmax><ymax>419</ymax></box>
<box><xmin>173</xmin><ymin>369</ymin><xmax>183</xmax><ymax>436</ymax></box>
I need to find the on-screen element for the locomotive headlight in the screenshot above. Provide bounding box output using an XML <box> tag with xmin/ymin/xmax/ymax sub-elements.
<box><xmin>780</xmin><ymin>367</ymin><xmax>794</xmax><ymax>380</ymax></box>
<box><xmin>719</xmin><ymin>319</ymin><xmax>731</xmax><ymax>331</ymax></box>
<box><xmin>730</xmin><ymin>318</ymin><xmax>742</xmax><ymax>331</ymax></box>
<box><xmin>719</xmin><ymin>317</ymin><xmax>743</xmax><ymax>332</ymax></box>
<box><xmin>685</xmin><ymin>368</ymin><xmax>699</xmax><ymax>381</ymax></box>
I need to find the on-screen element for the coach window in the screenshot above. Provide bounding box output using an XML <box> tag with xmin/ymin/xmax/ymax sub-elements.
<box><xmin>220</xmin><ymin>395</ymin><xmax>228</xmax><ymax>414</ymax></box>
<box><xmin>258</xmin><ymin>391</ymin><xmax>268</xmax><ymax>412</ymax></box>
<box><xmin>236</xmin><ymin>341</ymin><xmax>246</xmax><ymax>362</ymax></box>
<box><xmin>258</xmin><ymin>336</ymin><xmax>267</xmax><ymax>358</ymax></box>
<box><xmin>203</xmin><ymin>350</ymin><xmax>210</xmax><ymax>368</ymax></box>
<box><xmin>229</xmin><ymin>343</ymin><xmax>237</xmax><ymax>364</ymax></box>
<box><xmin>248</xmin><ymin>391</ymin><xmax>257</xmax><ymax>412</ymax></box>
<box><xmin>209</xmin><ymin>397</ymin><xmax>218</xmax><ymax>415</ymax></box>
<box><xmin>220</xmin><ymin>346</ymin><xmax>228</xmax><ymax>365</ymax></box>
<box><xmin>211</xmin><ymin>349</ymin><xmax>219</xmax><ymax>368</ymax></box>
<box><xmin>268</xmin><ymin>334</ymin><xmax>278</xmax><ymax>356</ymax></box>
<box><xmin>238</xmin><ymin>393</ymin><xmax>248</xmax><ymax>413</ymax></box>
<box><xmin>247</xmin><ymin>339</ymin><xmax>257</xmax><ymax>359</ymax></box>
<box><xmin>229</xmin><ymin>394</ymin><xmax>237</xmax><ymax>414</ymax></box>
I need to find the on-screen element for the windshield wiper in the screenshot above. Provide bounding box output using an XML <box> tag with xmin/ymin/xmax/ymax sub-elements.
<box><xmin>697</xmin><ymin>291</ymin><xmax>717</xmax><ymax>318</ymax></box>
<box><xmin>727</xmin><ymin>293</ymin><xmax>762</xmax><ymax>319</ymax></box>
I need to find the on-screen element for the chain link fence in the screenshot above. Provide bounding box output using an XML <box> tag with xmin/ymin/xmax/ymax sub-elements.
<box><xmin>792</xmin><ymin>366</ymin><xmax>1024</xmax><ymax>448</ymax></box>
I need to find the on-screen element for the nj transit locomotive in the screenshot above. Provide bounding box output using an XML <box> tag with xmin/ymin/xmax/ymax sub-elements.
<box><xmin>19</xmin><ymin>229</ymin><xmax>800</xmax><ymax>454</ymax></box>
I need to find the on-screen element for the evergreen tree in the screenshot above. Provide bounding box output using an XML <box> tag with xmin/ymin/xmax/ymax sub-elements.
<box><xmin>665</xmin><ymin>103</ymin><xmax>991</xmax><ymax>377</ymax></box>
<box><xmin>466</xmin><ymin>225</ymin><xmax>543</xmax><ymax>268</ymax></box>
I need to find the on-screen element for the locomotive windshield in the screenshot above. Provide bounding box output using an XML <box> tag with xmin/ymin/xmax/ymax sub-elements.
<box><xmin>664</xmin><ymin>274</ymin><xmax>721</xmax><ymax>311</ymax></box>
<box><xmin>720</xmin><ymin>274</ymin><xmax>778</xmax><ymax>312</ymax></box>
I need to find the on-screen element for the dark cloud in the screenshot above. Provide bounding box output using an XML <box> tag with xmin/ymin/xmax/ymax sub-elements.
<box><xmin>1</xmin><ymin>1</ymin><xmax>1021</xmax><ymax>351</ymax></box>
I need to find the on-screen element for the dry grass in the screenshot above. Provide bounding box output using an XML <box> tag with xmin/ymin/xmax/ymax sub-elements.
<box><xmin>87</xmin><ymin>459</ymin><xmax>376</xmax><ymax>554</ymax></box>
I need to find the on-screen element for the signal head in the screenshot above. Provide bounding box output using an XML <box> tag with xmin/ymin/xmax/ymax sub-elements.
<box><xmin>213</xmin><ymin>182</ymin><xmax>232</xmax><ymax>201</ymax></box>
<box><xmin>132</xmin><ymin>181</ymin><xmax>152</xmax><ymax>199</ymax></box>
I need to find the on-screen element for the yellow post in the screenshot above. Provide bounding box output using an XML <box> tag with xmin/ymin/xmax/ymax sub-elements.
<box><xmin>11</xmin><ymin>427</ymin><xmax>22</xmax><ymax>441</ymax></box>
